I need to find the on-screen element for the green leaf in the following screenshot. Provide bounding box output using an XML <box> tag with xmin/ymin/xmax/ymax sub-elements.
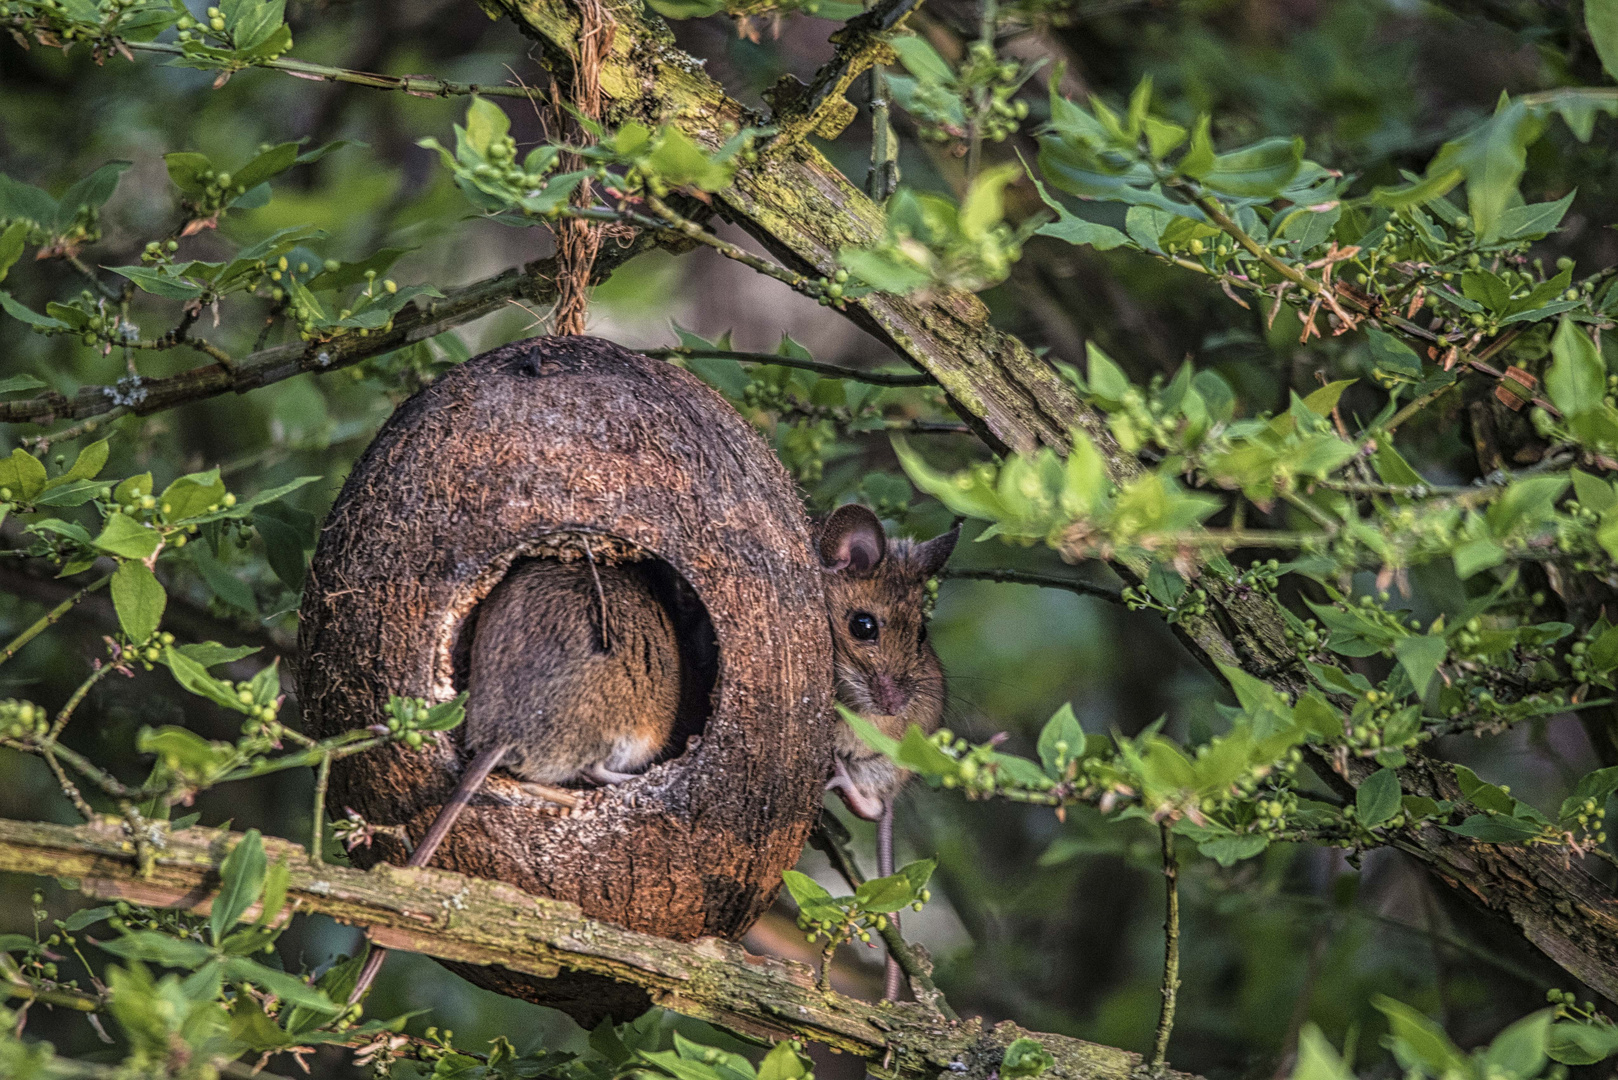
<box><xmin>1497</xmin><ymin>192</ymin><xmax>1575</xmax><ymax>240</ymax></box>
<box><xmin>1301</xmin><ymin>380</ymin><xmax>1355</xmax><ymax>417</ymax></box>
<box><xmin>854</xmin><ymin>867</ymin><xmax>923</xmax><ymax>913</ymax></box>
<box><xmin>1001</xmin><ymin>1038</ymin><xmax>1056</xmax><ymax>1080</ymax></box>
<box><xmin>33</xmin><ymin>479</ymin><xmax>107</xmax><ymax>508</ymax></box>
<box><xmin>1393</xmin><ymin>634</ymin><xmax>1447</xmax><ymax>699</ymax></box>
<box><xmin>1589</xmin><ymin>0</ymin><xmax>1618</xmax><ymax>82</ymax></box>
<box><xmin>0</xmin><ymin>447</ymin><xmax>49</xmax><ymax>501</ymax></box>
<box><xmin>219</xmin><ymin>957</ymin><xmax>338</xmax><ymax>1011</ymax></box>
<box><xmin>1292</xmin><ymin>1025</ymin><xmax>1356</xmax><ymax>1080</ymax></box>
<box><xmin>93</xmin><ymin>513</ymin><xmax>163</xmax><ymax>559</ymax></box>
<box><xmin>255</xmin><ymin>512</ymin><xmax>310</xmax><ymax>591</ymax></box>
<box><xmin>756</xmin><ymin>1041</ymin><xmax>811</xmax><ymax>1080</ymax></box>
<box><xmin>1356</xmin><ymin>768</ymin><xmax>1402</xmax><ymax>827</ymax></box>
<box><xmin>418</xmin><ymin>693</ymin><xmax>468</xmax><ymax>732</ymax></box>
<box><xmin>1085</xmin><ymin>341</ymin><xmax>1132</xmax><ymax>406</ymax></box>
<box><xmin>1177</xmin><ymin>115</ymin><xmax>1216</xmax><ymax>179</ymax></box>
<box><xmin>1548</xmin><ymin>1020</ymin><xmax>1618</xmax><ymax>1065</ymax></box>
<box><xmin>780</xmin><ymin>870</ymin><xmax>838</xmax><ymax>919</ymax></box>
<box><xmin>188</xmin><ymin>542</ymin><xmax>257</xmax><ymax>616</ymax></box>
<box><xmin>895</xmin><ymin>724</ymin><xmax>960</xmax><ymax>778</ymax></box>
<box><xmin>1197</xmin><ymin>834</ymin><xmax>1269</xmax><ymax>866</ymax></box>
<box><xmin>1453</xmin><ymin>537</ymin><xmax>1506</xmax><ymax>580</ymax></box>
<box><xmin>59</xmin><ymin>905</ymin><xmax>114</xmax><ymax>932</ymax></box>
<box><xmin>110</xmin><ymin>561</ymin><xmax>166</xmax><ymax>644</ymax></box>
<box><xmin>1199</xmin><ymin>137</ymin><xmax>1304</xmax><ymax>198</ymax></box>
<box><xmin>109</xmin><ymin>265</ymin><xmax>209</xmax><ymax>300</ymax></box>
<box><xmin>160</xmin><ymin>469</ymin><xmax>228</xmax><ymax>522</ymax></box>
<box><xmin>960</xmin><ymin>164</ymin><xmax>1020</xmax><ymax>238</ymax></box>
<box><xmin>222</xmin><ymin>0</ymin><xmax>286</xmax><ymax>50</ymax></box>
<box><xmin>212</xmin><ymin>829</ymin><xmax>268</xmax><ymax>943</ymax></box>
<box><xmin>1483</xmin><ymin>1010</ymin><xmax>1551</xmax><ymax>1080</ymax></box>
<box><xmin>1026</xmin><ymin>164</ymin><xmax>1130</xmax><ymax>250</ymax></box>
<box><xmin>1372</xmin><ymin>996</ymin><xmax>1467</xmax><ymax>1077</ymax></box>
<box><xmin>52</xmin><ymin>438</ymin><xmax>109</xmax><ymax>487</ymax></box>
<box><xmin>0</xmin><ymin>221</ymin><xmax>27</xmax><ymax>283</ymax></box>
<box><xmin>0</xmin><ymin>290</ymin><xmax>72</xmax><ymax>330</ymax></box>
<box><xmin>98</xmin><ymin>930</ymin><xmax>213</xmax><ymax>968</ymax></box>
<box><xmin>1036</xmin><ymin>703</ymin><xmax>1085</xmax><ymax>777</ymax></box>
<box><xmin>176</xmin><ymin>642</ymin><xmax>262</xmax><ymax>667</ymax></box>
<box><xmin>163</xmin><ymin>645</ymin><xmax>253</xmax><ymax>712</ymax></box>
<box><xmin>0</xmin><ymin>373</ymin><xmax>46</xmax><ymax>395</ymax></box>
<box><xmin>164</xmin><ymin>151</ymin><xmax>215</xmax><ymax>197</ymax></box>
<box><xmin>1559</xmin><ymin>766</ymin><xmax>1618</xmax><ymax>822</ymax></box>
<box><xmin>1546</xmin><ymin>318</ymin><xmax>1607</xmax><ymax>420</ymax></box>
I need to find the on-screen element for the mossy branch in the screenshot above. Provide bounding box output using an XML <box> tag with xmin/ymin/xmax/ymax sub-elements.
<box><xmin>0</xmin><ymin>817</ymin><xmax>1192</xmax><ymax>1080</ymax></box>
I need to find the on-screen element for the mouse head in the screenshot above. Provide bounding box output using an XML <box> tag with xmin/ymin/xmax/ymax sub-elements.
<box><xmin>816</xmin><ymin>504</ymin><xmax>957</xmax><ymax>734</ymax></box>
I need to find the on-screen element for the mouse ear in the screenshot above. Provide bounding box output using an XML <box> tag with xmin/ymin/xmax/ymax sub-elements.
<box><xmin>913</xmin><ymin>524</ymin><xmax>959</xmax><ymax>577</ymax></box>
<box><xmin>818</xmin><ymin>504</ymin><xmax>887</xmax><ymax>574</ymax></box>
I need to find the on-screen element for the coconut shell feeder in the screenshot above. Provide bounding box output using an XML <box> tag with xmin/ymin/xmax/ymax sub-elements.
<box><xmin>297</xmin><ymin>335</ymin><xmax>834</xmax><ymax>1021</ymax></box>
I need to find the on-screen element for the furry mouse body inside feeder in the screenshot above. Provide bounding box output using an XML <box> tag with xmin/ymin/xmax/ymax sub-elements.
<box><xmin>405</xmin><ymin>554</ymin><xmax>684</xmax><ymax>868</ymax></box>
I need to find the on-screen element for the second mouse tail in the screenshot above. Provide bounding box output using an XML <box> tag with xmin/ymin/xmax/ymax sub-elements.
<box><xmin>347</xmin><ymin>744</ymin><xmax>512</xmax><ymax>1006</ymax></box>
<box><xmin>408</xmin><ymin>744</ymin><xmax>511</xmax><ymax>869</ymax></box>
<box><xmin>878</xmin><ymin>802</ymin><xmax>904</xmax><ymax>1002</ymax></box>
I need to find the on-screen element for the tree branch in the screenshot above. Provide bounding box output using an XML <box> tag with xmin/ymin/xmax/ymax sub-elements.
<box><xmin>0</xmin><ymin>236</ymin><xmax>657</xmax><ymax>436</ymax></box>
<box><xmin>0</xmin><ymin>817</ymin><xmax>1195</xmax><ymax>1080</ymax></box>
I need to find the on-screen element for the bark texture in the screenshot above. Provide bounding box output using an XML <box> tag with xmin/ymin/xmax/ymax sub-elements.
<box><xmin>298</xmin><ymin>336</ymin><xmax>833</xmax><ymax>1016</ymax></box>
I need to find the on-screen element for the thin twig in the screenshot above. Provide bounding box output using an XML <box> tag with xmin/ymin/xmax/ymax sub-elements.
<box><xmin>643</xmin><ymin>348</ymin><xmax>932</xmax><ymax>387</ymax></box>
<box><xmin>42</xmin><ymin>749</ymin><xmax>96</xmax><ymax>821</ymax></box>
<box><xmin>51</xmin><ymin>661</ymin><xmax>115</xmax><ymax>740</ymax></box>
<box><xmin>121</xmin><ymin>40</ymin><xmax>550</xmax><ymax>101</ymax></box>
<box><xmin>1149</xmin><ymin>821</ymin><xmax>1180</xmax><ymax>1072</ymax></box>
<box><xmin>0</xmin><ymin>573</ymin><xmax>112</xmax><ymax>667</ymax></box>
<box><xmin>944</xmin><ymin>567</ymin><xmax>1124</xmax><ymax>604</ymax></box>
<box><xmin>1383</xmin><ymin>382</ymin><xmax>1459</xmax><ymax>434</ymax></box>
<box><xmin>638</xmin><ymin>193</ymin><xmax>828</xmax><ymax>301</ymax></box>
<box><xmin>310</xmin><ymin>752</ymin><xmax>331</xmax><ymax>865</ymax></box>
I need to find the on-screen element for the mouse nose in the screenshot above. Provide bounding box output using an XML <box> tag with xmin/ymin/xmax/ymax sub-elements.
<box><xmin>871</xmin><ymin>673</ymin><xmax>909</xmax><ymax>715</ymax></box>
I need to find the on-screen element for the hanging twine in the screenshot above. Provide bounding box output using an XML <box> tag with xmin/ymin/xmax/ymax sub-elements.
<box><xmin>551</xmin><ymin>0</ymin><xmax>615</xmax><ymax>337</ymax></box>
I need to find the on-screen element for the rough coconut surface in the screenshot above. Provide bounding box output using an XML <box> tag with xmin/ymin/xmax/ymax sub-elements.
<box><xmin>298</xmin><ymin>336</ymin><xmax>833</xmax><ymax>1012</ymax></box>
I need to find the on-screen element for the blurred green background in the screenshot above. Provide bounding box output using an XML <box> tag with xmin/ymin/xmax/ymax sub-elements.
<box><xmin>3</xmin><ymin>1</ymin><xmax>1616</xmax><ymax>1077</ymax></box>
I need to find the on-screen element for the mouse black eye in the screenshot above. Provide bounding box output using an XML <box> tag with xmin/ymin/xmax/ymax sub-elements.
<box><xmin>848</xmin><ymin>612</ymin><xmax>879</xmax><ymax>642</ymax></box>
<box><xmin>918</xmin><ymin>623</ymin><xmax>928</xmax><ymax>645</ymax></box>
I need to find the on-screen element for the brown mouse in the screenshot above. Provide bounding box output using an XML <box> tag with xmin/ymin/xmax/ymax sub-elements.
<box><xmin>347</xmin><ymin>552</ymin><xmax>683</xmax><ymax>1004</ymax></box>
<box><xmin>465</xmin><ymin>557</ymin><xmax>682</xmax><ymax>786</ymax></box>
<box><xmin>816</xmin><ymin>504</ymin><xmax>956</xmax><ymax>820</ymax></box>
<box><xmin>399</xmin><ymin>554</ymin><xmax>682</xmax><ymax>872</ymax></box>
<box><xmin>815</xmin><ymin>503</ymin><xmax>956</xmax><ymax>1001</ymax></box>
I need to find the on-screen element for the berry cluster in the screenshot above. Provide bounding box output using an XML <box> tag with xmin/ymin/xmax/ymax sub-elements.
<box><xmin>0</xmin><ymin>699</ymin><xmax>47</xmax><ymax>740</ymax></box>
